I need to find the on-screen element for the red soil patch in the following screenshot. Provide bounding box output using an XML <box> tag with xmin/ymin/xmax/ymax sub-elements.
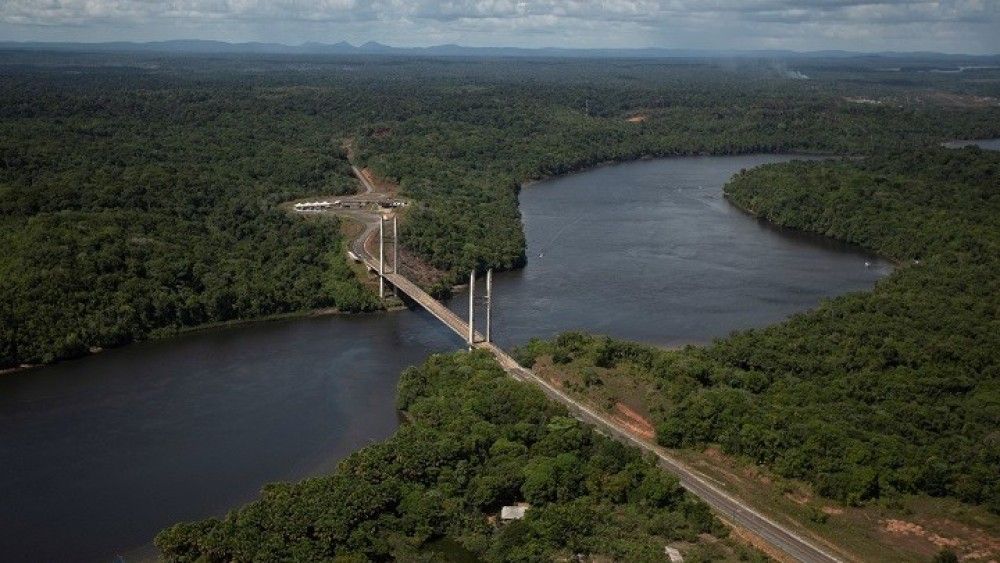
<box><xmin>612</xmin><ymin>402</ymin><xmax>655</xmax><ymax>440</ymax></box>
<box><xmin>396</xmin><ymin>246</ymin><xmax>449</xmax><ymax>288</ymax></box>
<box><xmin>881</xmin><ymin>518</ymin><xmax>1000</xmax><ymax>559</ymax></box>
<box><xmin>884</xmin><ymin>519</ymin><xmax>961</xmax><ymax>549</ymax></box>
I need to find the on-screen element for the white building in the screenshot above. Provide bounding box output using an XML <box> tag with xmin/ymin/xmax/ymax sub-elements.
<box><xmin>500</xmin><ymin>505</ymin><xmax>529</xmax><ymax>520</ymax></box>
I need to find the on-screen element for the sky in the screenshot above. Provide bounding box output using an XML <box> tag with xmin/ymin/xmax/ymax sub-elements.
<box><xmin>1</xmin><ymin>1</ymin><xmax>998</xmax><ymax>55</ymax></box>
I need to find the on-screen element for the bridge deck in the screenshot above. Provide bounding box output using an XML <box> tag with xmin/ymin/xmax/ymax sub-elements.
<box><xmin>386</xmin><ymin>271</ymin><xmax>480</xmax><ymax>341</ymax></box>
<box><xmin>362</xmin><ymin>259</ymin><xmax>841</xmax><ymax>563</ymax></box>
<box><xmin>363</xmin><ymin>258</ymin><xmax>481</xmax><ymax>342</ymax></box>
<box><xmin>344</xmin><ymin>164</ymin><xmax>840</xmax><ymax>562</ymax></box>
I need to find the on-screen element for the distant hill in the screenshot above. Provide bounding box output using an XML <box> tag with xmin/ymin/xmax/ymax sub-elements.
<box><xmin>0</xmin><ymin>40</ymin><xmax>997</xmax><ymax>61</ymax></box>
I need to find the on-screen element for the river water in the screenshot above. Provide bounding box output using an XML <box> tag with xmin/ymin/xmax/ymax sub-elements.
<box><xmin>0</xmin><ymin>155</ymin><xmax>891</xmax><ymax>562</ymax></box>
<box><xmin>944</xmin><ymin>139</ymin><xmax>1000</xmax><ymax>151</ymax></box>
<box><xmin>943</xmin><ymin>138</ymin><xmax>1000</xmax><ymax>150</ymax></box>
<box><xmin>449</xmin><ymin>155</ymin><xmax>891</xmax><ymax>347</ymax></box>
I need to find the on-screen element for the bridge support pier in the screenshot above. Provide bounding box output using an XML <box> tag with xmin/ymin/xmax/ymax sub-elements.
<box><xmin>485</xmin><ymin>269</ymin><xmax>492</xmax><ymax>343</ymax></box>
<box><xmin>378</xmin><ymin>218</ymin><xmax>385</xmax><ymax>299</ymax></box>
<box><xmin>468</xmin><ymin>271</ymin><xmax>475</xmax><ymax>348</ymax></box>
<box><xmin>392</xmin><ymin>216</ymin><xmax>398</xmax><ymax>297</ymax></box>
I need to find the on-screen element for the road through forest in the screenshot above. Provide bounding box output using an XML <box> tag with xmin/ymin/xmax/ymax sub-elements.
<box><xmin>337</xmin><ymin>166</ymin><xmax>846</xmax><ymax>563</ymax></box>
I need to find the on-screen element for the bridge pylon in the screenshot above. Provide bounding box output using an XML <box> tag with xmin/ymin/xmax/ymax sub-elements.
<box><xmin>467</xmin><ymin>269</ymin><xmax>494</xmax><ymax>348</ymax></box>
<box><xmin>467</xmin><ymin>271</ymin><xmax>475</xmax><ymax>348</ymax></box>
<box><xmin>392</xmin><ymin>216</ymin><xmax>398</xmax><ymax>297</ymax></box>
<box><xmin>378</xmin><ymin>215</ymin><xmax>400</xmax><ymax>300</ymax></box>
<box><xmin>485</xmin><ymin>269</ymin><xmax>492</xmax><ymax>343</ymax></box>
<box><xmin>378</xmin><ymin>218</ymin><xmax>385</xmax><ymax>299</ymax></box>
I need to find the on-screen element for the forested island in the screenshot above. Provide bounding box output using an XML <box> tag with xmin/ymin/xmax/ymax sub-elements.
<box><xmin>2</xmin><ymin>53</ymin><xmax>999</xmax><ymax>368</ymax></box>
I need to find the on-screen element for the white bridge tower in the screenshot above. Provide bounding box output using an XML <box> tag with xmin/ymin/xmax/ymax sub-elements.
<box><xmin>467</xmin><ymin>269</ymin><xmax>493</xmax><ymax>348</ymax></box>
<box><xmin>378</xmin><ymin>215</ymin><xmax>399</xmax><ymax>299</ymax></box>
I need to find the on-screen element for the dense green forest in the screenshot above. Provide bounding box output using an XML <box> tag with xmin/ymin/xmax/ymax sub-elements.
<box><xmin>2</xmin><ymin>52</ymin><xmax>999</xmax><ymax>367</ymax></box>
<box><xmin>0</xmin><ymin>65</ymin><xmax>380</xmax><ymax>365</ymax></box>
<box><xmin>155</xmin><ymin>350</ymin><xmax>760</xmax><ymax>562</ymax></box>
<box><xmin>4</xmin><ymin>49</ymin><xmax>997</xmax><ymax>561</ymax></box>
<box><xmin>516</xmin><ymin>147</ymin><xmax>1000</xmax><ymax>512</ymax></box>
<box><xmin>353</xmin><ymin>62</ymin><xmax>1000</xmax><ymax>274</ymax></box>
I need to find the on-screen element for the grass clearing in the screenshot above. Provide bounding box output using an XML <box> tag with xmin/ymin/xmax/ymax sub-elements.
<box><xmin>532</xmin><ymin>353</ymin><xmax>1000</xmax><ymax>562</ymax></box>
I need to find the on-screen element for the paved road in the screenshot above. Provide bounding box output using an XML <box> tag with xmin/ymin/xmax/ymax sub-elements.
<box><xmin>492</xmin><ymin>352</ymin><xmax>845</xmax><ymax>563</ymax></box>
<box><xmin>344</xmin><ymin>167</ymin><xmax>845</xmax><ymax>563</ymax></box>
<box><xmin>348</xmin><ymin>209</ymin><xmax>380</xmax><ymax>262</ymax></box>
<box><xmin>344</xmin><ymin>165</ymin><xmax>390</xmax><ymax>263</ymax></box>
<box><xmin>351</xmin><ymin>165</ymin><xmax>375</xmax><ymax>195</ymax></box>
<box><xmin>360</xmin><ymin>248</ymin><xmax>844</xmax><ymax>562</ymax></box>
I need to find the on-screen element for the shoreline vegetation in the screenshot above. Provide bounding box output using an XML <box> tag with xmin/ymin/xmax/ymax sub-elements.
<box><xmin>513</xmin><ymin>147</ymin><xmax>1000</xmax><ymax>560</ymax></box>
<box><xmin>0</xmin><ymin>218</ymin><xmax>382</xmax><ymax>376</ymax></box>
<box><xmin>3</xmin><ymin>54</ymin><xmax>1000</xmax><ymax>369</ymax></box>
<box><xmin>156</xmin><ymin>145</ymin><xmax>1000</xmax><ymax>561</ymax></box>
<box><xmin>2</xmin><ymin>52</ymin><xmax>999</xmax><ymax>560</ymax></box>
<box><xmin>0</xmin><ymin>149</ymin><xmax>871</xmax><ymax>379</ymax></box>
<box><xmin>156</xmin><ymin>349</ymin><xmax>766</xmax><ymax>562</ymax></box>
<box><xmin>0</xmin><ymin>305</ymin><xmax>346</xmax><ymax>376</ymax></box>
<box><xmin>517</xmin><ymin>149</ymin><xmax>843</xmax><ymax>190</ymax></box>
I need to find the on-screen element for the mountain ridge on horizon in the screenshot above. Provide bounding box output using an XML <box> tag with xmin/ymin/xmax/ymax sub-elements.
<box><xmin>1</xmin><ymin>39</ymin><xmax>997</xmax><ymax>60</ymax></box>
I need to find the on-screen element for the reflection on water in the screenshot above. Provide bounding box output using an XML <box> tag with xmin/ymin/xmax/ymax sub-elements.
<box><xmin>0</xmin><ymin>154</ymin><xmax>891</xmax><ymax>562</ymax></box>
<box><xmin>0</xmin><ymin>313</ymin><xmax>460</xmax><ymax>562</ymax></box>
<box><xmin>449</xmin><ymin>154</ymin><xmax>891</xmax><ymax>349</ymax></box>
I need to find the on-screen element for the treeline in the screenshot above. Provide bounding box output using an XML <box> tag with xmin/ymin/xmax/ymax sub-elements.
<box><xmin>3</xmin><ymin>54</ymin><xmax>1000</xmax><ymax>366</ymax></box>
<box><xmin>0</xmin><ymin>71</ymin><xmax>379</xmax><ymax>367</ymax></box>
<box><xmin>353</xmin><ymin>61</ymin><xmax>1000</xmax><ymax>279</ymax></box>
<box><xmin>516</xmin><ymin>148</ymin><xmax>1000</xmax><ymax>512</ymax></box>
<box><xmin>156</xmin><ymin>350</ymin><xmax>760</xmax><ymax>562</ymax></box>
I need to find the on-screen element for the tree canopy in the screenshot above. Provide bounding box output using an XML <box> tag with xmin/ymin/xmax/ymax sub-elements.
<box><xmin>155</xmin><ymin>350</ymin><xmax>759</xmax><ymax>562</ymax></box>
<box><xmin>517</xmin><ymin>147</ymin><xmax>1000</xmax><ymax>512</ymax></box>
<box><xmin>2</xmin><ymin>52</ymin><xmax>999</xmax><ymax>367</ymax></box>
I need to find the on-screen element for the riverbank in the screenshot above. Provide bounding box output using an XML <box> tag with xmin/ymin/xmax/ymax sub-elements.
<box><xmin>155</xmin><ymin>349</ymin><xmax>766</xmax><ymax>562</ymax></box>
<box><xmin>517</xmin><ymin>149</ymin><xmax>838</xmax><ymax>191</ymax></box>
<box><xmin>2</xmin><ymin>211</ymin><xmax>390</xmax><ymax>377</ymax></box>
<box><xmin>0</xmin><ymin>150</ymin><xmax>862</xmax><ymax>376</ymax></box>
<box><xmin>0</xmin><ymin>154</ymin><xmax>893</xmax><ymax>561</ymax></box>
<box><xmin>512</xmin><ymin>147</ymin><xmax>1000</xmax><ymax>561</ymax></box>
<box><xmin>721</xmin><ymin>188</ymin><xmax>906</xmax><ymax>270</ymax></box>
<box><xmin>0</xmin><ymin>305</ymin><xmax>392</xmax><ymax>377</ymax></box>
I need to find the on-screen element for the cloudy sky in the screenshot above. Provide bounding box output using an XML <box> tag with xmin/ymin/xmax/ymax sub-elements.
<box><xmin>1</xmin><ymin>1</ymin><xmax>998</xmax><ymax>54</ymax></box>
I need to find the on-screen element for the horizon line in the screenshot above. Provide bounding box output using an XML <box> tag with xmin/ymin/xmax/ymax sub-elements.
<box><xmin>1</xmin><ymin>39</ymin><xmax>998</xmax><ymax>58</ymax></box>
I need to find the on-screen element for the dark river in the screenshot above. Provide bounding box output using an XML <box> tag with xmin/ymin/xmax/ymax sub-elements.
<box><xmin>450</xmin><ymin>155</ymin><xmax>891</xmax><ymax>347</ymax></box>
<box><xmin>0</xmin><ymin>155</ymin><xmax>891</xmax><ymax>562</ymax></box>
